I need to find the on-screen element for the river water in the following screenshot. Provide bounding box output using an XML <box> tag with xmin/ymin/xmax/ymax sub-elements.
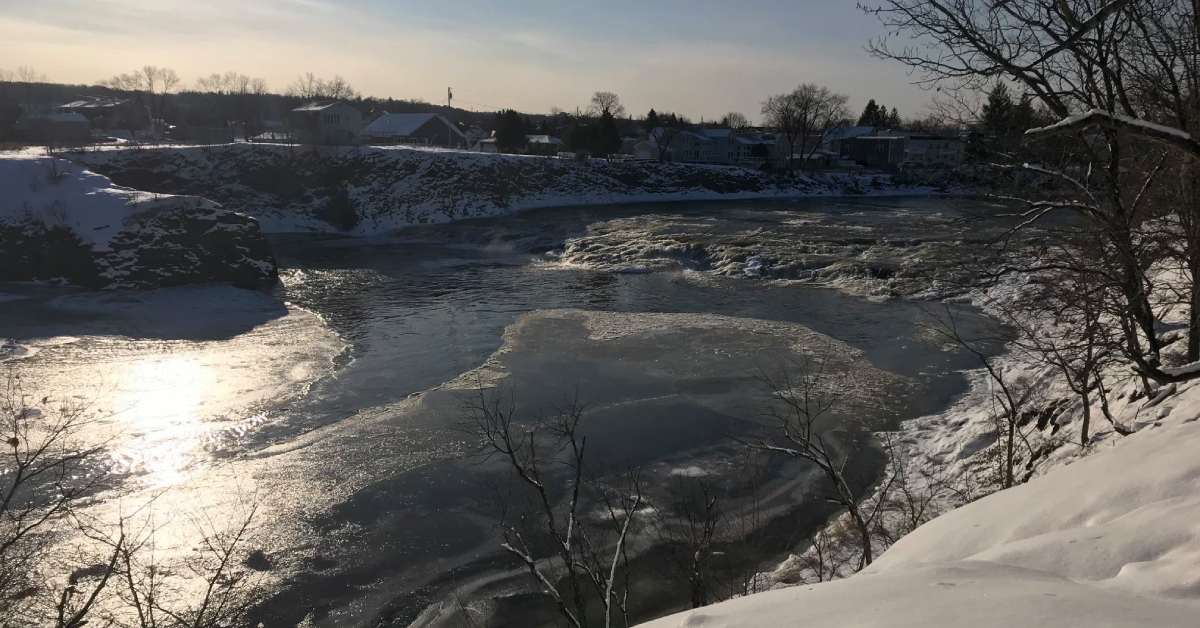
<box><xmin>0</xmin><ymin>196</ymin><xmax>1009</xmax><ymax>627</ymax></box>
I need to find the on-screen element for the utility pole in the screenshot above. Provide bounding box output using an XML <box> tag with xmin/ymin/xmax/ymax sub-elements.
<box><xmin>446</xmin><ymin>87</ymin><xmax>454</xmax><ymax>147</ymax></box>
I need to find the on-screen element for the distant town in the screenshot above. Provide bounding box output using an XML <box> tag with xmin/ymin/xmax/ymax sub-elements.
<box><xmin>0</xmin><ymin>68</ymin><xmax>996</xmax><ymax>174</ymax></box>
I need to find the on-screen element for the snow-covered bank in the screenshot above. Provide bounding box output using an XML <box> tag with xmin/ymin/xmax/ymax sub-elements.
<box><xmin>640</xmin><ymin>274</ymin><xmax>1200</xmax><ymax>626</ymax></box>
<box><xmin>642</xmin><ymin>386</ymin><xmax>1200</xmax><ymax>626</ymax></box>
<box><xmin>0</xmin><ymin>150</ymin><xmax>277</xmax><ymax>289</ymax></box>
<box><xmin>65</xmin><ymin>144</ymin><xmax>947</xmax><ymax>236</ymax></box>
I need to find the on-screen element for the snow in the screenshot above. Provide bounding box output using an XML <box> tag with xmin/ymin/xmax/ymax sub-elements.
<box><xmin>1026</xmin><ymin>108</ymin><xmax>1195</xmax><ymax>143</ymax></box>
<box><xmin>65</xmin><ymin>144</ymin><xmax>948</xmax><ymax>238</ymax></box>
<box><xmin>1162</xmin><ymin>361</ymin><xmax>1200</xmax><ymax>377</ymax></box>
<box><xmin>641</xmin><ymin>561</ymin><xmax>1197</xmax><ymax>628</ymax></box>
<box><xmin>639</xmin><ymin>272</ymin><xmax>1200</xmax><ymax>627</ymax></box>
<box><xmin>641</xmin><ymin>401</ymin><xmax>1200</xmax><ymax>626</ymax></box>
<box><xmin>0</xmin><ymin>150</ymin><xmax>218</xmax><ymax>251</ymax></box>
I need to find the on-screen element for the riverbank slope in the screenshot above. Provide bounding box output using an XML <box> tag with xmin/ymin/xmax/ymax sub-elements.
<box><xmin>66</xmin><ymin>144</ymin><xmax>944</xmax><ymax>235</ymax></box>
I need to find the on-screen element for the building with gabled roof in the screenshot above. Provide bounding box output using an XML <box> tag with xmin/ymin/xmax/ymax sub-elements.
<box><xmin>362</xmin><ymin>112</ymin><xmax>467</xmax><ymax>147</ymax></box>
<box><xmin>289</xmin><ymin>101</ymin><xmax>362</xmax><ymax>145</ymax></box>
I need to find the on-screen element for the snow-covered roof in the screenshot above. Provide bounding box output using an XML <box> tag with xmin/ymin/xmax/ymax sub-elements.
<box><xmin>677</xmin><ymin>130</ymin><xmax>713</xmax><ymax>143</ymax></box>
<box><xmin>364</xmin><ymin>113</ymin><xmax>466</xmax><ymax>140</ymax></box>
<box><xmin>735</xmin><ymin>135</ymin><xmax>774</xmax><ymax>145</ymax></box>
<box><xmin>292</xmin><ymin>101</ymin><xmax>347</xmax><ymax>113</ymax></box>
<box><xmin>825</xmin><ymin>126</ymin><xmax>876</xmax><ymax>141</ymax></box>
<box><xmin>526</xmin><ymin>134</ymin><xmax>563</xmax><ymax>145</ymax></box>
<box><xmin>701</xmin><ymin>128</ymin><xmax>734</xmax><ymax>139</ymax></box>
<box><xmin>847</xmin><ymin>135</ymin><xmax>906</xmax><ymax>141</ymax></box>
<box><xmin>58</xmin><ymin>97</ymin><xmax>130</xmax><ymax>110</ymax></box>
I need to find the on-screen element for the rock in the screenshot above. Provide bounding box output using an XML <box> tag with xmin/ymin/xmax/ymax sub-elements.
<box><xmin>0</xmin><ymin>200</ymin><xmax>277</xmax><ymax>290</ymax></box>
<box><xmin>99</xmin><ymin>200</ymin><xmax>278</xmax><ymax>290</ymax></box>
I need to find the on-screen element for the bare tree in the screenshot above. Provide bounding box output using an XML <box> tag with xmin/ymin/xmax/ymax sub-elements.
<box><xmin>1</xmin><ymin>374</ymin><xmax>265</xmax><ymax>628</ymax></box>
<box><xmin>653</xmin><ymin>478</ymin><xmax>722</xmax><ymax>609</ymax></box>
<box><xmin>286</xmin><ymin>73</ymin><xmax>358</xmax><ymax>101</ymax></box>
<box><xmin>720</xmin><ymin>112</ymin><xmax>750</xmax><ymax>129</ymax></box>
<box><xmin>467</xmin><ymin>387</ymin><xmax>642</xmax><ymax>628</ymax></box>
<box><xmin>748</xmin><ymin>350</ymin><xmax>883</xmax><ymax>569</ymax></box>
<box><xmin>589</xmin><ymin>92</ymin><xmax>626</xmax><ymax>118</ymax></box>
<box><xmin>14</xmin><ymin>66</ymin><xmax>46</xmax><ymax>83</ymax></box>
<box><xmin>761</xmin><ymin>84</ymin><xmax>849</xmax><ymax>172</ymax></box>
<box><xmin>863</xmin><ymin>0</ymin><xmax>1200</xmax><ymax>388</ymax></box>
<box><xmin>0</xmin><ymin>374</ymin><xmax>109</xmax><ymax>626</ymax></box>
<box><xmin>922</xmin><ymin>306</ymin><xmax>1041</xmax><ymax>488</ymax></box>
<box><xmin>111</xmin><ymin>503</ymin><xmax>264</xmax><ymax>628</ymax></box>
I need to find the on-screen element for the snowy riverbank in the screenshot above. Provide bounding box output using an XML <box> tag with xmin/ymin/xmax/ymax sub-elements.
<box><xmin>641</xmin><ymin>275</ymin><xmax>1200</xmax><ymax>626</ymax></box>
<box><xmin>0</xmin><ymin>150</ymin><xmax>277</xmax><ymax>289</ymax></box>
<box><xmin>65</xmin><ymin>144</ymin><xmax>948</xmax><ymax>236</ymax></box>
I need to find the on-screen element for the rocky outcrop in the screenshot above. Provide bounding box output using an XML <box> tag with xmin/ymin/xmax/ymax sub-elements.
<box><xmin>0</xmin><ymin>154</ymin><xmax>277</xmax><ymax>290</ymax></box>
<box><xmin>100</xmin><ymin>201</ymin><xmax>278</xmax><ymax>289</ymax></box>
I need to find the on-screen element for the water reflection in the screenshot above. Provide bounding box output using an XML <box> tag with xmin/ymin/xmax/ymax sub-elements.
<box><xmin>110</xmin><ymin>355</ymin><xmax>213</xmax><ymax>486</ymax></box>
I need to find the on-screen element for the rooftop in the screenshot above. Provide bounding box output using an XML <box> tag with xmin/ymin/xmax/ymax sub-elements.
<box><xmin>364</xmin><ymin>112</ymin><xmax>465</xmax><ymax>139</ymax></box>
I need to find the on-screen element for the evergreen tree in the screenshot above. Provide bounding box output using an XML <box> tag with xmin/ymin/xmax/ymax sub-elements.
<box><xmin>888</xmin><ymin>107</ymin><xmax>902</xmax><ymax>127</ymax></box>
<box><xmin>980</xmin><ymin>82</ymin><xmax>1014</xmax><ymax>141</ymax></box>
<box><xmin>564</xmin><ymin>118</ymin><xmax>595</xmax><ymax>154</ymax></box>
<box><xmin>494</xmin><ymin>109</ymin><xmax>526</xmax><ymax>153</ymax></box>
<box><xmin>596</xmin><ymin>110</ymin><xmax>622</xmax><ymax>156</ymax></box>
<box><xmin>857</xmin><ymin>99</ymin><xmax>880</xmax><ymax>126</ymax></box>
<box><xmin>645</xmin><ymin>108</ymin><xmax>660</xmax><ymax>131</ymax></box>
<box><xmin>973</xmin><ymin>82</ymin><xmax>1019</xmax><ymax>157</ymax></box>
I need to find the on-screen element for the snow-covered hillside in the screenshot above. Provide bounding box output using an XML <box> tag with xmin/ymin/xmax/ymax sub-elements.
<box><xmin>67</xmin><ymin>144</ymin><xmax>940</xmax><ymax>235</ymax></box>
<box><xmin>640</xmin><ymin>381</ymin><xmax>1200</xmax><ymax>626</ymax></box>
<box><xmin>0</xmin><ymin>151</ymin><xmax>277</xmax><ymax>289</ymax></box>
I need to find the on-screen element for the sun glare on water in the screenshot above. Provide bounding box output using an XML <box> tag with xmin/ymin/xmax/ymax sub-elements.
<box><xmin>109</xmin><ymin>354</ymin><xmax>217</xmax><ymax>487</ymax></box>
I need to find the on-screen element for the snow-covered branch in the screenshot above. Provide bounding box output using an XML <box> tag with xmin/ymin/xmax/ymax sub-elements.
<box><xmin>1025</xmin><ymin>109</ymin><xmax>1200</xmax><ymax>156</ymax></box>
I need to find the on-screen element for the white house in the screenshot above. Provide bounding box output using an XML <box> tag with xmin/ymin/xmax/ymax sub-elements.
<box><xmin>289</xmin><ymin>102</ymin><xmax>362</xmax><ymax>145</ymax></box>
<box><xmin>363</xmin><ymin>112</ymin><xmax>467</xmax><ymax>147</ymax></box>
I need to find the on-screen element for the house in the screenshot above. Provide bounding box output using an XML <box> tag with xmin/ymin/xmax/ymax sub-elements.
<box><xmin>289</xmin><ymin>101</ymin><xmax>362</xmax><ymax>145</ymax></box>
<box><xmin>901</xmin><ymin>134</ymin><xmax>966</xmax><ymax>168</ymax></box>
<box><xmin>525</xmin><ymin>134</ymin><xmax>564</xmax><ymax>156</ymax></box>
<box><xmin>15</xmin><ymin>110</ymin><xmax>91</xmax><ymax>144</ymax></box>
<box><xmin>842</xmin><ymin>136</ymin><xmax>907</xmax><ymax>170</ymax></box>
<box><xmin>734</xmin><ymin>134</ymin><xmax>774</xmax><ymax>167</ymax></box>
<box><xmin>823</xmin><ymin>126</ymin><xmax>877</xmax><ymax>153</ymax></box>
<box><xmin>362</xmin><ymin>112</ymin><xmax>467</xmax><ymax>147</ymax></box>
<box><xmin>633</xmin><ymin>139</ymin><xmax>658</xmax><ymax>161</ymax></box>
<box><xmin>473</xmin><ymin>137</ymin><xmax>499</xmax><ymax>153</ymax></box>
<box><xmin>697</xmin><ymin>129</ymin><xmax>738</xmax><ymax>164</ymax></box>
<box><xmin>58</xmin><ymin>97</ymin><xmax>147</xmax><ymax>132</ymax></box>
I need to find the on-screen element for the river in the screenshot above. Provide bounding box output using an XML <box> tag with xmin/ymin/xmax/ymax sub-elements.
<box><xmin>0</xmin><ymin>196</ymin><xmax>1009</xmax><ymax>627</ymax></box>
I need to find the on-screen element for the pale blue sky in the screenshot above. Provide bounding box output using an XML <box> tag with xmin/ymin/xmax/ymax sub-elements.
<box><xmin>0</xmin><ymin>0</ymin><xmax>929</xmax><ymax>121</ymax></box>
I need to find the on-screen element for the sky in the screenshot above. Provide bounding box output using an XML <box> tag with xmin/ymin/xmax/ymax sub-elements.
<box><xmin>0</xmin><ymin>0</ymin><xmax>931</xmax><ymax>123</ymax></box>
